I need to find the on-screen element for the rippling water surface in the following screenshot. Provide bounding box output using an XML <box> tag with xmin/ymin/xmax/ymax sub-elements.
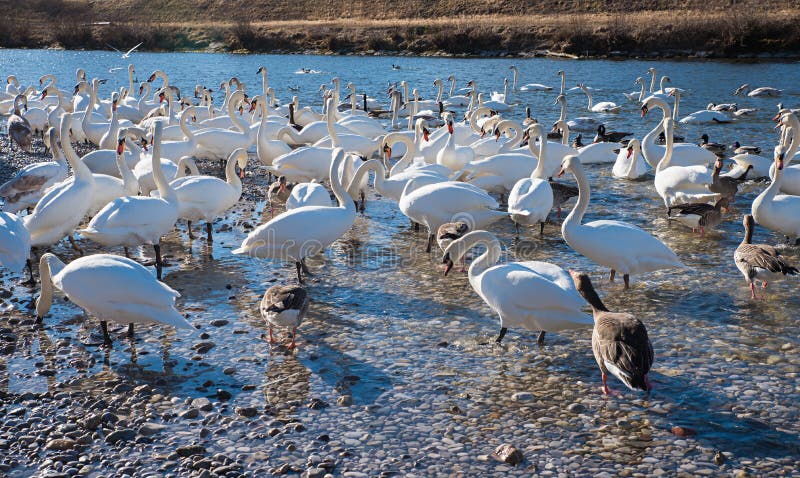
<box><xmin>1</xmin><ymin>50</ymin><xmax>799</xmax><ymax>476</ymax></box>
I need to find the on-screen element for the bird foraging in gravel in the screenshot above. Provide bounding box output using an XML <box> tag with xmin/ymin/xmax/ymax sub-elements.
<box><xmin>261</xmin><ymin>285</ymin><xmax>309</xmax><ymax>349</ymax></box>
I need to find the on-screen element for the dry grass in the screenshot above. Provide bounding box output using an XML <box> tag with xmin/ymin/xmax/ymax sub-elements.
<box><xmin>0</xmin><ymin>1</ymin><xmax>798</xmax><ymax>57</ymax></box>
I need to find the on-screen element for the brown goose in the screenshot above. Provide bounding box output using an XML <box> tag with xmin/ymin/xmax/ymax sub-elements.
<box><xmin>570</xmin><ymin>271</ymin><xmax>654</xmax><ymax>395</ymax></box>
<box><xmin>7</xmin><ymin>95</ymin><xmax>32</xmax><ymax>152</ymax></box>
<box><xmin>548</xmin><ymin>178</ymin><xmax>578</xmax><ymax>219</ymax></box>
<box><xmin>710</xmin><ymin>157</ymin><xmax>749</xmax><ymax>199</ymax></box>
<box><xmin>266</xmin><ymin>176</ymin><xmax>295</xmax><ymax>216</ymax></box>
<box><xmin>667</xmin><ymin>197</ymin><xmax>729</xmax><ymax>236</ymax></box>
<box><xmin>260</xmin><ymin>285</ymin><xmax>309</xmax><ymax>349</ymax></box>
<box><xmin>734</xmin><ymin>215</ymin><xmax>798</xmax><ymax>300</ymax></box>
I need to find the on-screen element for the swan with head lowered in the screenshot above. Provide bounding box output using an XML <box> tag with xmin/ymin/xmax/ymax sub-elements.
<box><xmin>1</xmin><ymin>126</ymin><xmax>68</xmax><ymax>213</ymax></box>
<box><xmin>79</xmin><ymin>121</ymin><xmax>178</xmax><ymax>279</ymax></box>
<box><xmin>442</xmin><ymin>230</ymin><xmax>592</xmax><ymax>345</ymax></box>
<box><xmin>35</xmin><ymin>252</ymin><xmax>193</xmax><ymax>346</ymax></box>
<box><xmin>399</xmin><ymin>177</ymin><xmax>506</xmax><ymax>253</ymax></box>
<box><xmin>24</xmin><ymin>114</ymin><xmax>94</xmax><ymax>250</ymax></box>
<box><xmin>559</xmin><ymin>155</ymin><xmax>684</xmax><ymax>289</ymax></box>
<box><xmin>345</xmin><ymin>136</ymin><xmax>448</xmax><ymax>203</ymax></box>
<box><xmin>234</xmin><ymin>148</ymin><xmax>356</xmax><ymax>283</ymax></box>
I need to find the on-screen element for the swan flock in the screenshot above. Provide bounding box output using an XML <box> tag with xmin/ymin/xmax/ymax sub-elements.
<box><xmin>0</xmin><ymin>60</ymin><xmax>797</xmax><ymax>399</ymax></box>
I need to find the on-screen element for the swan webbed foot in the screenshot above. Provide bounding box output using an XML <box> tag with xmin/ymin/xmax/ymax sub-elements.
<box><xmin>537</xmin><ymin>331</ymin><xmax>546</xmax><ymax>345</ymax></box>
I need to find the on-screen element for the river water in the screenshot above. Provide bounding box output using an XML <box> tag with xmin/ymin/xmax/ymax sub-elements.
<box><xmin>0</xmin><ymin>49</ymin><xmax>799</xmax><ymax>476</ymax></box>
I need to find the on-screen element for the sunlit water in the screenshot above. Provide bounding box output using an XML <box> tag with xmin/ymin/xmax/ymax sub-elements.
<box><xmin>1</xmin><ymin>50</ymin><xmax>799</xmax><ymax>475</ymax></box>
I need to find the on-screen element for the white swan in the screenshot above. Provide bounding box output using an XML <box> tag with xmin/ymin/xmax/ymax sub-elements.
<box><xmin>160</xmin><ymin>148</ymin><xmax>248</xmax><ymax>241</ymax></box>
<box><xmin>559</xmin><ymin>155</ymin><xmax>684</xmax><ymax>289</ymax></box>
<box><xmin>234</xmin><ymin>148</ymin><xmax>356</xmax><ymax>283</ymax></box>
<box><xmin>441</xmin><ymin>230</ymin><xmax>592</xmax><ymax>345</ymax></box>
<box><xmin>612</xmin><ymin>139</ymin><xmax>649</xmax><ymax>179</ymax></box>
<box><xmin>98</xmin><ymin>92</ymin><xmax>121</xmax><ymax>150</ymax></box>
<box><xmin>623</xmin><ymin>77</ymin><xmax>645</xmax><ymax>102</ymax></box>
<box><xmin>0</xmin><ymin>212</ymin><xmax>30</xmax><ymax>276</ymax></box>
<box><xmin>285</xmin><ymin>181</ymin><xmax>331</xmax><ymax>211</ymax></box>
<box><xmin>653</xmin><ymin>118</ymin><xmax>717</xmax><ymax>208</ymax></box>
<box><xmin>35</xmin><ymin>253</ymin><xmax>192</xmax><ymax>346</ymax></box>
<box><xmin>134</xmin><ymin>155</ymin><xmax>199</xmax><ymax>196</ymax></box>
<box><xmin>193</xmin><ymin>91</ymin><xmax>255</xmax><ymax>161</ymax></box>
<box><xmin>55</xmin><ymin>133</ymin><xmax>140</xmax><ymax>217</ymax></box>
<box><xmin>507</xmin><ymin>124</ymin><xmax>554</xmax><ymax>234</ymax></box>
<box><xmin>313</xmin><ymin>99</ymin><xmax>382</xmax><ymax>157</ymax></box>
<box><xmin>24</xmin><ymin>114</ymin><xmax>94</xmax><ymax>249</ymax></box>
<box><xmin>79</xmin><ymin>121</ymin><xmax>179</xmax><ymax>279</ymax></box>
<box><xmin>579</xmin><ymin>84</ymin><xmax>620</xmax><ymax>113</ymax></box>
<box><xmin>768</xmin><ymin>112</ymin><xmax>800</xmax><ymax>195</ymax></box>
<box><xmin>553</xmin><ymin>120</ymin><xmax>617</xmax><ymax>164</ymax></box>
<box><xmin>399</xmin><ymin>179</ymin><xmax>506</xmax><ymax>252</ymax></box>
<box><xmin>436</xmin><ymin>117</ymin><xmax>474</xmax><ymax>172</ymax></box>
<box><xmin>509</xmin><ymin>66</ymin><xmax>552</xmax><ymax>92</ymax></box>
<box><xmin>555</xmin><ymin>94</ymin><xmax>599</xmax><ymax>133</ymax></box>
<box><xmin>641</xmin><ymin>96</ymin><xmax>716</xmax><ymax>168</ymax></box>
<box><xmin>0</xmin><ymin>127</ymin><xmax>68</xmax><ymax>213</ymax></box>
<box><xmin>752</xmin><ymin>118</ymin><xmax>800</xmax><ymax>239</ymax></box>
<box><xmin>253</xmin><ymin>96</ymin><xmax>291</xmax><ymax>167</ymax></box>
<box><xmin>158</xmin><ymin>106</ymin><xmax>199</xmax><ymax>162</ymax></box>
<box><xmin>81</xmin><ymin>128</ymin><xmax>145</xmax><ymax>177</ymax></box>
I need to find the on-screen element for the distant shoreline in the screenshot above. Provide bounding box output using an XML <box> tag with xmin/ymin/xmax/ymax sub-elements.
<box><xmin>3</xmin><ymin>10</ymin><xmax>800</xmax><ymax>60</ymax></box>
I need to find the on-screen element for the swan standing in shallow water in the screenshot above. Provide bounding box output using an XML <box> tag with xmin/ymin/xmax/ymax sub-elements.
<box><xmin>0</xmin><ymin>127</ymin><xmax>68</xmax><ymax>213</ymax></box>
<box><xmin>507</xmin><ymin>124</ymin><xmax>553</xmax><ymax>235</ymax></box>
<box><xmin>442</xmin><ymin>230</ymin><xmax>592</xmax><ymax>345</ymax></box>
<box><xmin>751</xmin><ymin>142</ymin><xmax>800</xmax><ymax>241</ymax></box>
<box><xmin>161</xmin><ymin>148</ymin><xmax>248</xmax><ymax>241</ymax></box>
<box><xmin>24</xmin><ymin>114</ymin><xmax>94</xmax><ymax>251</ymax></box>
<box><xmin>36</xmin><ymin>253</ymin><xmax>193</xmax><ymax>346</ymax></box>
<box><xmin>0</xmin><ymin>212</ymin><xmax>31</xmax><ymax>280</ymax></box>
<box><xmin>559</xmin><ymin>155</ymin><xmax>684</xmax><ymax>289</ymax></box>
<box><xmin>612</xmin><ymin>139</ymin><xmax>649</xmax><ymax>179</ymax></box>
<box><xmin>234</xmin><ymin>148</ymin><xmax>356</xmax><ymax>283</ymax></box>
<box><xmin>79</xmin><ymin>122</ymin><xmax>178</xmax><ymax>279</ymax></box>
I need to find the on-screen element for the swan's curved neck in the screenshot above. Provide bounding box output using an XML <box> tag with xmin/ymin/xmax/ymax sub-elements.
<box><xmin>782</xmin><ymin>115</ymin><xmax>800</xmax><ymax>165</ymax></box>
<box><xmin>641</xmin><ymin>100</ymin><xmax>671</xmax><ymax>168</ymax></box>
<box><xmin>61</xmin><ymin>116</ymin><xmax>92</xmax><ymax>181</ymax></box>
<box><xmin>449</xmin><ymin>77</ymin><xmax>456</xmax><ymax>97</ymax></box>
<box><xmin>626</xmin><ymin>143</ymin><xmax>640</xmax><ymax>177</ymax></box>
<box><xmin>558</xmin><ymin>121</ymin><xmax>570</xmax><ymax>146</ymax></box>
<box><xmin>656</xmin><ymin>120</ymin><xmax>675</xmax><ymax>173</ymax></box>
<box><xmin>348</xmin><ymin>159</ymin><xmax>385</xmax><ymax>196</ymax></box>
<box><xmin>387</xmin><ymin>133</ymin><xmax>415</xmax><ymax>176</ymax></box>
<box><xmin>225</xmin><ymin>153</ymin><xmax>243</xmax><ymax>191</ymax></box>
<box><xmin>637</xmin><ymin>81</ymin><xmax>645</xmax><ymax>102</ymax></box>
<box><xmin>672</xmin><ymin>92</ymin><xmax>681</xmax><ymax>121</ymax></box>
<box><xmin>36</xmin><ymin>254</ymin><xmax>65</xmax><ymax>319</ymax></box>
<box><xmin>649</xmin><ymin>71</ymin><xmax>657</xmax><ymax>92</ymax></box>
<box><xmin>583</xmin><ymin>88</ymin><xmax>593</xmax><ymax>110</ymax></box>
<box><xmin>326</xmin><ymin>99</ymin><xmax>339</xmax><ymax>146</ymax></box>
<box><xmin>458</xmin><ymin>231</ymin><xmax>502</xmax><ymax>279</ymax></box>
<box><xmin>228</xmin><ymin>92</ymin><xmax>248</xmax><ymax>134</ymax></box>
<box><xmin>261</xmin><ymin>68</ymin><xmax>268</xmax><ymax>97</ymax></box>
<box><xmin>180</xmin><ymin>107</ymin><xmax>194</xmax><ymax>140</ymax></box>
<box><xmin>559</xmin><ymin>74</ymin><xmax>566</xmax><ymax>95</ymax></box>
<box><xmin>330</xmin><ymin>151</ymin><xmax>355</xmax><ymax>211</ymax></box>
<box><xmin>152</xmin><ymin>125</ymin><xmax>176</xmax><ymax>201</ymax></box>
<box><xmin>436</xmin><ymin>82</ymin><xmax>443</xmax><ymax>103</ymax></box>
<box><xmin>558</xmin><ymin>98</ymin><xmax>567</xmax><ymax>122</ymax></box>
<box><xmin>531</xmin><ymin>128</ymin><xmax>547</xmax><ymax>179</ymax></box>
<box><xmin>511</xmin><ymin>68</ymin><xmax>518</xmax><ymax>90</ymax></box>
<box><xmin>660</xmin><ymin>76</ymin><xmax>668</xmax><ymax>91</ymax></box>
<box><xmin>117</xmin><ymin>150</ymin><xmax>137</xmax><ymax>191</ymax></box>
<box><xmin>563</xmin><ymin>162</ymin><xmax>590</xmax><ymax>232</ymax></box>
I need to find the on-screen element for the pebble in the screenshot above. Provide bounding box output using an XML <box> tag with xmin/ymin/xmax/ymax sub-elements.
<box><xmin>176</xmin><ymin>445</ymin><xmax>207</xmax><ymax>457</ymax></box>
<box><xmin>491</xmin><ymin>444</ymin><xmax>524</xmax><ymax>466</ymax></box>
<box><xmin>236</xmin><ymin>407</ymin><xmax>258</xmax><ymax>418</ymax></box>
<box><xmin>192</xmin><ymin>397</ymin><xmax>213</xmax><ymax>411</ymax></box>
<box><xmin>45</xmin><ymin>439</ymin><xmax>76</xmax><ymax>451</ymax></box>
<box><xmin>138</xmin><ymin>423</ymin><xmax>167</xmax><ymax>436</ymax></box>
<box><xmin>105</xmin><ymin>429</ymin><xmax>136</xmax><ymax>444</ymax></box>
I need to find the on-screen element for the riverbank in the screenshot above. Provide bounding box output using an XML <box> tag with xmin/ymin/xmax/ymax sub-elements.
<box><xmin>3</xmin><ymin>9</ymin><xmax>800</xmax><ymax>59</ymax></box>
